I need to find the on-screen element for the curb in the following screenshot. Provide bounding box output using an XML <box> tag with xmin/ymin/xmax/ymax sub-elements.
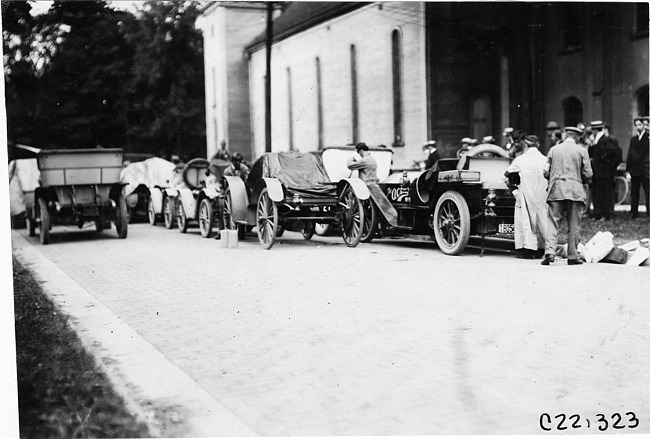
<box><xmin>11</xmin><ymin>230</ymin><xmax>257</xmax><ymax>437</ymax></box>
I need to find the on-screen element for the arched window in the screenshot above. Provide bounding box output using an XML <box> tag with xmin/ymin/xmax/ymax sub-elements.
<box><xmin>562</xmin><ymin>96</ymin><xmax>583</xmax><ymax>127</ymax></box>
<box><xmin>636</xmin><ymin>85</ymin><xmax>649</xmax><ymax>117</ymax></box>
<box><xmin>391</xmin><ymin>29</ymin><xmax>404</xmax><ymax>146</ymax></box>
<box><xmin>471</xmin><ymin>95</ymin><xmax>491</xmax><ymax>141</ymax></box>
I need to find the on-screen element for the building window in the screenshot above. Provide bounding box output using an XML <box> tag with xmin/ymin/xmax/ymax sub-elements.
<box><xmin>316</xmin><ymin>57</ymin><xmax>324</xmax><ymax>149</ymax></box>
<box><xmin>287</xmin><ymin>67</ymin><xmax>294</xmax><ymax>151</ymax></box>
<box><xmin>561</xmin><ymin>3</ymin><xmax>583</xmax><ymax>52</ymax></box>
<box><xmin>562</xmin><ymin>96</ymin><xmax>583</xmax><ymax>126</ymax></box>
<box><xmin>471</xmin><ymin>95</ymin><xmax>491</xmax><ymax>141</ymax></box>
<box><xmin>636</xmin><ymin>3</ymin><xmax>649</xmax><ymax>38</ymax></box>
<box><xmin>350</xmin><ymin>44</ymin><xmax>359</xmax><ymax>144</ymax></box>
<box><xmin>637</xmin><ymin>85</ymin><xmax>649</xmax><ymax>117</ymax></box>
<box><xmin>391</xmin><ymin>30</ymin><xmax>404</xmax><ymax>147</ymax></box>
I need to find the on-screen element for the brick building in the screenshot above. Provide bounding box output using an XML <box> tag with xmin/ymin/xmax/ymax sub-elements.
<box><xmin>199</xmin><ymin>2</ymin><xmax>649</xmax><ymax>169</ymax></box>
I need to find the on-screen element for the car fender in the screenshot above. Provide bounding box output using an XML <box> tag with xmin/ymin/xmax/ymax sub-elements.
<box><xmin>177</xmin><ymin>188</ymin><xmax>197</xmax><ymax>220</ymax></box>
<box><xmin>251</xmin><ymin>177</ymin><xmax>284</xmax><ymax>203</ymax></box>
<box><xmin>149</xmin><ymin>187</ymin><xmax>164</xmax><ymax>214</ymax></box>
<box><xmin>224</xmin><ymin>176</ymin><xmax>250</xmax><ymax>224</ymax></box>
<box><xmin>164</xmin><ymin>187</ymin><xmax>179</xmax><ymax>198</ymax></box>
<box><xmin>337</xmin><ymin>177</ymin><xmax>370</xmax><ymax>200</ymax></box>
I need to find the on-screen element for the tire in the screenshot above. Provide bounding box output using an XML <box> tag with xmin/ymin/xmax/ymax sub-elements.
<box><xmin>115</xmin><ymin>194</ymin><xmax>128</xmax><ymax>239</ymax></box>
<box><xmin>256</xmin><ymin>187</ymin><xmax>278</xmax><ymax>250</ymax></box>
<box><xmin>315</xmin><ymin>223</ymin><xmax>330</xmax><ymax>236</ymax></box>
<box><xmin>198</xmin><ymin>198</ymin><xmax>214</xmax><ymax>238</ymax></box>
<box><xmin>223</xmin><ymin>188</ymin><xmax>237</xmax><ymax>230</ymax></box>
<box><xmin>163</xmin><ymin>197</ymin><xmax>175</xmax><ymax>229</ymax></box>
<box><xmin>433</xmin><ymin>190</ymin><xmax>470</xmax><ymax>255</ymax></box>
<box><xmin>38</xmin><ymin>198</ymin><xmax>50</xmax><ymax>245</ymax></box>
<box><xmin>301</xmin><ymin>220</ymin><xmax>314</xmax><ymax>240</ymax></box>
<box><xmin>276</xmin><ymin>223</ymin><xmax>285</xmax><ymax>237</ymax></box>
<box><xmin>177</xmin><ymin>201</ymin><xmax>188</xmax><ymax>233</ymax></box>
<box><xmin>338</xmin><ymin>185</ymin><xmax>364</xmax><ymax>248</ymax></box>
<box><xmin>360</xmin><ymin>199</ymin><xmax>378</xmax><ymax>243</ymax></box>
<box><xmin>614</xmin><ymin>175</ymin><xmax>629</xmax><ymax>206</ymax></box>
<box><xmin>148</xmin><ymin>197</ymin><xmax>157</xmax><ymax>225</ymax></box>
<box><xmin>26</xmin><ymin>207</ymin><xmax>36</xmax><ymax>237</ymax></box>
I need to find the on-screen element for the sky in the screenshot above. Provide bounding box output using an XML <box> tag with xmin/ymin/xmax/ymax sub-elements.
<box><xmin>29</xmin><ymin>0</ymin><xmax>142</xmax><ymax>16</ymax></box>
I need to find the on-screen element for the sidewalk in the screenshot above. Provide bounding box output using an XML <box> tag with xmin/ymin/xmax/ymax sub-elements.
<box><xmin>11</xmin><ymin>230</ymin><xmax>256</xmax><ymax>437</ymax></box>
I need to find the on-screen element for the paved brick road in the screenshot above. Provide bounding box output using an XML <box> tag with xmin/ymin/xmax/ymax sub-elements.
<box><xmin>11</xmin><ymin>222</ymin><xmax>650</xmax><ymax>436</ymax></box>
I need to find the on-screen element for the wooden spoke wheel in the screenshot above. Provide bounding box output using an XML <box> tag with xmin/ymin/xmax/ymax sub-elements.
<box><xmin>338</xmin><ymin>185</ymin><xmax>364</xmax><ymax>247</ymax></box>
<box><xmin>163</xmin><ymin>197</ymin><xmax>175</xmax><ymax>229</ymax></box>
<box><xmin>115</xmin><ymin>193</ymin><xmax>128</xmax><ymax>239</ymax></box>
<box><xmin>198</xmin><ymin>198</ymin><xmax>214</xmax><ymax>238</ymax></box>
<box><xmin>360</xmin><ymin>199</ymin><xmax>378</xmax><ymax>243</ymax></box>
<box><xmin>176</xmin><ymin>201</ymin><xmax>188</xmax><ymax>233</ymax></box>
<box><xmin>147</xmin><ymin>197</ymin><xmax>157</xmax><ymax>225</ymax></box>
<box><xmin>256</xmin><ymin>187</ymin><xmax>278</xmax><ymax>250</ymax></box>
<box><xmin>223</xmin><ymin>188</ymin><xmax>237</xmax><ymax>230</ymax></box>
<box><xmin>38</xmin><ymin>198</ymin><xmax>50</xmax><ymax>245</ymax></box>
<box><xmin>432</xmin><ymin>190</ymin><xmax>470</xmax><ymax>255</ymax></box>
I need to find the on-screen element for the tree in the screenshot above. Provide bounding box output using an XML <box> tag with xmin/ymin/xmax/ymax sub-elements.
<box><xmin>126</xmin><ymin>0</ymin><xmax>205</xmax><ymax>160</ymax></box>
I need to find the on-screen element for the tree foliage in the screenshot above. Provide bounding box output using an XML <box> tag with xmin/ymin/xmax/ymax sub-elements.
<box><xmin>3</xmin><ymin>0</ymin><xmax>206</xmax><ymax>160</ymax></box>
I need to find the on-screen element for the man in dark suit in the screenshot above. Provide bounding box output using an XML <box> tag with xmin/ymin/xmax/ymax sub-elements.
<box><xmin>589</xmin><ymin>120</ymin><xmax>620</xmax><ymax>221</ymax></box>
<box><xmin>626</xmin><ymin>117</ymin><xmax>650</xmax><ymax>218</ymax></box>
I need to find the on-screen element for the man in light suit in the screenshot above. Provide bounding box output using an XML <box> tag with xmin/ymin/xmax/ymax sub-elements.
<box><xmin>542</xmin><ymin>126</ymin><xmax>593</xmax><ymax>266</ymax></box>
<box><xmin>626</xmin><ymin>117</ymin><xmax>650</xmax><ymax>218</ymax></box>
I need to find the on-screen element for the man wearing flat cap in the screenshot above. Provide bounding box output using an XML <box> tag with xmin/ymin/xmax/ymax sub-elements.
<box><xmin>504</xmin><ymin>134</ymin><xmax>548</xmax><ymax>259</ymax></box>
<box><xmin>541</xmin><ymin>126</ymin><xmax>593</xmax><ymax>265</ymax></box>
<box><xmin>347</xmin><ymin>142</ymin><xmax>378</xmax><ymax>183</ymax></box>
<box><xmin>589</xmin><ymin>120</ymin><xmax>619</xmax><ymax>220</ymax></box>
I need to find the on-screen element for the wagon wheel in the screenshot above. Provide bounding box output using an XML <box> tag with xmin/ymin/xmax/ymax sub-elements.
<box><xmin>176</xmin><ymin>201</ymin><xmax>188</xmax><ymax>233</ymax></box>
<box><xmin>301</xmin><ymin>220</ymin><xmax>314</xmax><ymax>240</ymax></box>
<box><xmin>432</xmin><ymin>190</ymin><xmax>470</xmax><ymax>255</ymax></box>
<box><xmin>38</xmin><ymin>198</ymin><xmax>50</xmax><ymax>245</ymax></box>
<box><xmin>147</xmin><ymin>197</ymin><xmax>157</xmax><ymax>225</ymax></box>
<box><xmin>222</xmin><ymin>188</ymin><xmax>237</xmax><ymax>230</ymax></box>
<box><xmin>338</xmin><ymin>185</ymin><xmax>364</xmax><ymax>247</ymax></box>
<box><xmin>163</xmin><ymin>197</ymin><xmax>175</xmax><ymax>229</ymax></box>
<box><xmin>360</xmin><ymin>199</ymin><xmax>378</xmax><ymax>243</ymax></box>
<box><xmin>614</xmin><ymin>175</ymin><xmax>629</xmax><ymax>205</ymax></box>
<box><xmin>26</xmin><ymin>206</ymin><xmax>36</xmax><ymax>237</ymax></box>
<box><xmin>114</xmin><ymin>193</ymin><xmax>128</xmax><ymax>239</ymax></box>
<box><xmin>256</xmin><ymin>187</ymin><xmax>278</xmax><ymax>250</ymax></box>
<box><xmin>198</xmin><ymin>198</ymin><xmax>214</xmax><ymax>238</ymax></box>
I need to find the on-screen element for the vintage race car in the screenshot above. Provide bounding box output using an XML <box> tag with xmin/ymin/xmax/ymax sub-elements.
<box><xmin>223</xmin><ymin>146</ymin><xmax>394</xmax><ymax>249</ymax></box>
<box><xmin>366</xmin><ymin>144</ymin><xmax>515</xmax><ymax>255</ymax></box>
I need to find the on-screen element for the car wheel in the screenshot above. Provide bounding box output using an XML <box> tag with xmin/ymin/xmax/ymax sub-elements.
<box><xmin>38</xmin><ymin>198</ymin><xmax>50</xmax><ymax>245</ymax></box>
<box><xmin>148</xmin><ymin>197</ymin><xmax>157</xmax><ymax>225</ymax></box>
<box><xmin>177</xmin><ymin>201</ymin><xmax>188</xmax><ymax>233</ymax></box>
<box><xmin>360</xmin><ymin>199</ymin><xmax>378</xmax><ymax>243</ymax></box>
<box><xmin>163</xmin><ymin>197</ymin><xmax>175</xmax><ymax>229</ymax></box>
<box><xmin>256</xmin><ymin>187</ymin><xmax>278</xmax><ymax>249</ymax></box>
<box><xmin>433</xmin><ymin>190</ymin><xmax>470</xmax><ymax>255</ymax></box>
<box><xmin>338</xmin><ymin>184</ymin><xmax>364</xmax><ymax>248</ymax></box>
<box><xmin>199</xmin><ymin>198</ymin><xmax>214</xmax><ymax>238</ymax></box>
<box><xmin>301</xmin><ymin>220</ymin><xmax>314</xmax><ymax>240</ymax></box>
<box><xmin>115</xmin><ymin>194</ymin><xmax>128</xmax><ymax>239</ymax></box>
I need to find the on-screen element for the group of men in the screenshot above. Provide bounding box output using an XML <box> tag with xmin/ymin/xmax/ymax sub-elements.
<box><xmin>506</xmin><ymin>117</ymin><xmax>649</xmax><ymax>266</ymax></box>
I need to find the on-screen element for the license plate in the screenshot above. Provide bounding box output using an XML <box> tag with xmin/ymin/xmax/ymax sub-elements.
<box><xmin>499</xmin><ymin>223</ymin><xmax>514</xmax><ymax>234</ymax></box>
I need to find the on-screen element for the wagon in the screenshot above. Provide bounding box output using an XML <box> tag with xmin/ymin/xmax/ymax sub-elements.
<box><xmin>364</xmin><ymin>144</ymin><xmax>516</xmax><ymax>255</ymax></box>
<box><xmin>165</xmin><ymin>158</ymin><xmax>231</xmax><ymax>237</ymax></box>
<box><xmin>31</xmin><ymin>148</ymin><xmax>128</xmax><ymax>244</ymax></box>
<box><xmin>223</xmin><ymin>147</ymin><xmax>392</xmax><ymax>249</ymax></box>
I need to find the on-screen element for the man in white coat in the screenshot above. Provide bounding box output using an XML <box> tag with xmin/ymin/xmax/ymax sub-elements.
<box><xmin>504</xmin><ymin>135</ymin><xmax>549</xmax><ymax>259</ymax></box>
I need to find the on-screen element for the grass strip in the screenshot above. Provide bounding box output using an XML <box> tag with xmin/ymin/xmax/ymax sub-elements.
<box><xmin>13</xmin><ymin>258</ymin><xmax>151</xmax><ymax>439</ymax></box>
